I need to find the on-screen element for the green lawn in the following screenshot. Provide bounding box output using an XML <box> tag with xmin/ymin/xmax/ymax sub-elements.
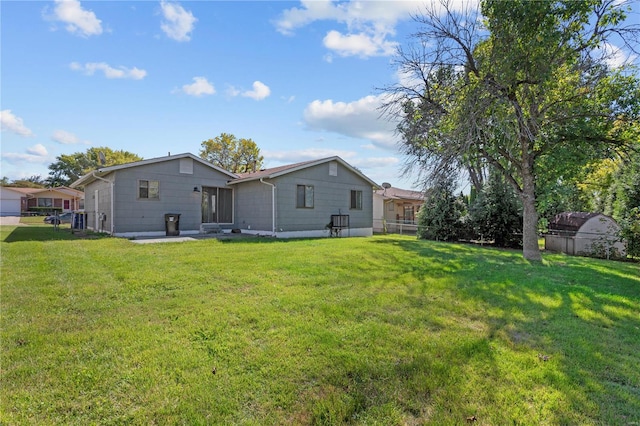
<box><xmin>1</xmin><ymin>225</ymin><xmax>639</xmax><ymax>425</ymax></box>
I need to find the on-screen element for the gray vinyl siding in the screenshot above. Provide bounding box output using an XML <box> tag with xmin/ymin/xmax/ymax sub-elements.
<box><xmin>110</xmin><ymin>159</ymin><xmax>233</xmax><ymax>234</ymax></box>
<box><xmin>234</xmin><ymin>180</ymin><xmax>273</xmax><ymax>231</ymax></box>
<box><xmin>85</xmin><ymin>179</ymin><xmax>112</xmax><ymax>232</ymax></box>
<box><xmin>275</xmin><ymin>163</ymin><xmax>373</xmax><ymax>232</ymax></box>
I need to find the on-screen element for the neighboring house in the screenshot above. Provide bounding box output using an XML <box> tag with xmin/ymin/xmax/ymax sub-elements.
<box><xmin>0</xmin><ymin>186</ymin><xmax>84</xmax><ymax>216</ymax></box>
<box><xmin>230</xmin><ymin>156</ymin><xmax>380</xmax><ymax>238</ymax></box>
<box><xmin>70</xmin><ymin>153</ymin><xmax>380</xmax><ymax>238</ymax></box>
<box><xmin>544</xmin><ymin>212</ymin><xmax>626</xmax><ymax>258</ymax></box>
<box><xmin>373</xmin><ymin>184</ymin><xmax>424</xmax><ymax>233</ymax></box>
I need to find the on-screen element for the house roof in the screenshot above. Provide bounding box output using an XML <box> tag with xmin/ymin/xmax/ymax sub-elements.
<box><xmin>375</xmin><ymin>186</ymin><xmax>424</xmax><ymax>202</ymax></box>
<box><xmin>548</xmin><ymin>212</ymin><xmax>601</xmax><ymax>232</ymax></box>
<box><xmin>2</xmin><ymin>187</ymin><xmax>42</xmax><ymax>195</ymax></box>
<box><xmin>1</xmin><ymin>186</ymin><xmax>83</xmax><ymax>197</ymax></box>
<box><xmin>229</xmin><ymin>156</ymin><xmax>381</xmax><ymax>188</ymax></box>
<box><xmin>70</xmin><ymin>153</ymin><xmax>238</xmax><ymax>188</ymax></box>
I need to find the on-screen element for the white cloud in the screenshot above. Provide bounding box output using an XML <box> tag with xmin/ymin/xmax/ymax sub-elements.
<box><xmin>180</xmin><ymin>77</ymin><xmax>215</xmax><ymax>96</ymax></box>
<box><xmin>51</xmin><ymin>129</ymin><xmax>90</xmax><ymax>145</ymax></box>
<box><xmin>242</xmin><ymin>81</ymin><xmax>271</xmax><ymax>100</ymax></box>
<box><xmin>303</xmin><ymin>94</ymin><xmax>398</xmax><ymax>148</ymax></box>
<box><xmin>160</xmin><ymin>1</ymin><xmax>197</xmax><ymax>42</ymax></box>
<box><xmin>323</xmin><ymin>30</ymin><xmax>398</xmax><ymax>58</ymax></box>
<box><xmin>275</xmin><ymin>1</ymin><xmax>477</xmax><ymax>59</ymax></box>
<box><xmin>274</xmin><ymin>0</ymin><xmax>420</xmax><ymax>58</ymax></box>
<box><xmin>51</xmin><ymin>0</ymin><xmax>102</xmax><ymax>37</ymax></box>
<box><xmin>2</xmin><ymin>144</ymin><xmax>49</xmax><ymax>164</ymax></box>
<box><xmin>597</xmin><ymin>42</ymin><xmax>638</xmax><ymax>69</ymax></box>
<box><xmin>27</xmin><ymin>144</ymin><xmax>48</xmax><ymax>156</ymax></box>
<box><xmin>70</xmin><ymin>62</ymin><xmax>147</xmax><ymax>80</ymax></box>
<box><xmin>0</xmin><ymin>110</ymin><xmax>34</xmax><ymax>137</ymax></box>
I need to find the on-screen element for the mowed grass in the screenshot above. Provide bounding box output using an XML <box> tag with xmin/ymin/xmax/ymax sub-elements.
<box><xmin>1</xmin><ymin>225</ymin><xmax>639</xmax><ymax>425</ymax></box>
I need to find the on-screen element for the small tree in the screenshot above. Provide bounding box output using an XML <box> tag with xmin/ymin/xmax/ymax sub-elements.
<box><xmin>199</xmin><ymin>133</ymin><xmax>264</xmax><ymax>173</ymax></box>
<box><xmin>417</xmin><ymin>175</ymin><xmax>464</xmax><ymax>241</ymax></box>
<box><xmin>470</xmin><ymin>170</ymin><xmax>523</xmax><ymax>248</ymax></box>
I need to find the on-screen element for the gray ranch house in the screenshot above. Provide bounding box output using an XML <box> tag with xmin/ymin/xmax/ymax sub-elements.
<box><xmin>71</xmin><ymin>153</ymin><xmax>380</xmax><ymax>238</ymax></box>
<box><xmin>230</xmin><ymin>156</ymin><xmax>380</xmax><ymax>238</ymax></box>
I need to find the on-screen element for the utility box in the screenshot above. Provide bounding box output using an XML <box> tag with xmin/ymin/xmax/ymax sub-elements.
<box><xmin>164</xmin><ymin>213</ymin><xmax>181</xmax><ymax>236</ymax></box>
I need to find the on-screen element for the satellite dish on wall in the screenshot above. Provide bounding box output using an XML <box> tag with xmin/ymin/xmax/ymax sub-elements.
<box><xmin>382</xmin><ymin>182</ymin><xmax>392</xmax><ymax>189</ymax></box>
<box><xmin>98</xmin><ymin>152</ymin><xmax>106</xmax><ymax>166</ymax></box>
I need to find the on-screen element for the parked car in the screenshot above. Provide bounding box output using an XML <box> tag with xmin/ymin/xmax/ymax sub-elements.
<box><xmin>44</xmin><ymin>212</ymin><xmax>73</xmax><ymax>225</ymax></box>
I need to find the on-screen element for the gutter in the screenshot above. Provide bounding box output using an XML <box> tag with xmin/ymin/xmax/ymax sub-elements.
<box><xmin>91</xmin><ymin>172</ymin><xmax>115</xmax><ymax>235</ymax></box>
<box><xmin>259</xmin><ymin>178</ymin><xmax>276</xmax><ymax>236</ymax></box>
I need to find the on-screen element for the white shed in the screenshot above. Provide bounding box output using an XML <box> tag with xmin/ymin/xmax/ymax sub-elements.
<box><xmin>544</xmin><ymin>212</ymin><xmax>626</xmax><ymax>258</ymax></box>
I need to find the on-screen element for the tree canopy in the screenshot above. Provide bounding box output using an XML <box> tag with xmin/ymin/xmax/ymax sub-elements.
<box><xmin>1</xmin><ymin>175</ymin><xmax>47</xmax><ymax>188</ymax></box>
<box><xmin>383</xmin><ymin>0</ymin><xmax>640</xmax><ymax>261</ymax></box>
<box><xmin>47</xmin><ymin>147</ymin><xmax>142</xmax><ymax>187</ymax></box>
<box><xmin>199</xmin><ymin>133</ymin><xmax>264</xmax><ymax>174</ymax></box>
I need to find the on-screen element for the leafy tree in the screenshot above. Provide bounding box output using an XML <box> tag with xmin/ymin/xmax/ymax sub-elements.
<box><xmin>382</xmin><ymin>0</ymin><xmax>640</xmax><ymax>261</ymax></box>
<box><xmin>9</xmin><ymin>175</ymin><xmax>47</xmax><ymax>188</ymax></box>
<box><xmin>470</xmin><ymin>170</ymin><xmax>523</xmax><ymax>248</ymax></box>
<box><xmin>199</xmin><ymin>133</ymin><xmax>264</xmax><ymax>173</ymax></box>
<box><xmin>608</xmin><ymin>148</ymin><xmax>640</xmax><ymax>220</ymax></box>
<box><xmin>47</xmin><ymin>147</ymin><xmax>142</xmax><ymax>187</ymax></box>
<box><xmin>417</xmin><ymin>174</ymin><xmax>464</xmax><ymax>241</ymax></box>
<box><xmin>619</xmin><ymin>207</ymin><xmax>640</xmax><ymax>259</ymax></box>
<box><xmin>577</xmin><ymin>158</ymin><xmax>620</xmax><ymax>213</ymax></box>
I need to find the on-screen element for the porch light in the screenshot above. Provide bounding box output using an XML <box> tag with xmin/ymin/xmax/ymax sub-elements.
<box><xmin>193</xmin><ymin>186</ymin><xmax>201</xmax><ymax>193</ymax></box>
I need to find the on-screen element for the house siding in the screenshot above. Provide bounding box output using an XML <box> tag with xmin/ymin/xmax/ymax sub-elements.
<box><xmin>85</xmin><ymin>158</ymin><xmax>234</xmax><ymax>236</ymax></box>
<box><xmin>85</xmin><ymin>178</ymin><xmax>112</xmax><ymax>232</ymax></box>
<box><xmin>234</xmin><ymin>180</ymin><xmax>274</xmax><ymax>233</ymax></box>
<box><xmin>235</xmin><ymin>161</ymin><xmax>373</xmax><ymax>237</ymax></box>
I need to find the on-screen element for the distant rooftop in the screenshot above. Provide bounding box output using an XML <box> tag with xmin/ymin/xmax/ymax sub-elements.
<box><xmin>375</xmin><ymin>186</ymin><xmax>424</xmax><ymax>201</ymax></box>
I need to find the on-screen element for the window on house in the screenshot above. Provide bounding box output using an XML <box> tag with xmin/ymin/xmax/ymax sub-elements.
<box><xmin>350</xmin><ymin>190</ymin><xmax>362</xmax><ymax>210</ymax></box>
<box><xmin>296</xmin><ymin>185</ymin><xmax>314</xmax><ymax>208</ymax></box>
<box><xmin>404</xmin><ymin>205</ymin><xmax>415</xmax><ymax>223</ymax></box>
<box><xmin>139</xmin><ymin>180</ymin><xmax>159</xmax><ymax>199</ymax></box>
<box><xmin>387</xmin><ymin>202</ymin><xmax>394</xmax><ymax>211</ymax></box>
<box><xmin>38</xmin><ymin>198</ymin><xmax>53</xmax><ymax>207</ymax></box>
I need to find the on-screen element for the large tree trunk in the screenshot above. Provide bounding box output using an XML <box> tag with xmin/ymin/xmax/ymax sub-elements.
<box><xmin>521</xmin><ymin>162</ymin><xmax>542</xmax><ymax>261</ymax></box>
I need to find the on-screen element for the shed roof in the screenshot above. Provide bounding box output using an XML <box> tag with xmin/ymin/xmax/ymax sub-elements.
<box><xmin>548</xmin><ymin>212</ymin><xmax>601</xmax><ymax>232</ymax></box>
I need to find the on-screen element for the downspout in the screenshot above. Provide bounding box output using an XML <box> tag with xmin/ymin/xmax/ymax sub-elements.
<box><xmin>91</xmin><ymin>172</ymin><xmax>114</xmax><ymax>235</ymax></box>
<box><xmin>259</xmin><ymin>178</ymin><xmax>276</xmax><ymax>236</ymax></box>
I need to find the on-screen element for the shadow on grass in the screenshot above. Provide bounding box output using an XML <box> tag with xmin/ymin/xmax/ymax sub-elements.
<box><xmin>372</xmin><ymin>235</ymin><xmax>640</xmax><ymax>424</ymax></box>
<box><xmin>1</xmin><ymin>225</ymin><xmax>108</xmax><ymax>243</ymax></box>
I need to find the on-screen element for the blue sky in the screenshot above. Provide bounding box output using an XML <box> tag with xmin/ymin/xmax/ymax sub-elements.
<box><xmin>1</xmin><ymin>0</ymin><xmax>428</xmax><ymax>188</ymax></box>
<box><xmin>2</xmin><ymin>1</ymin><xmax>638</xmax><ymax>189</ymax></box>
